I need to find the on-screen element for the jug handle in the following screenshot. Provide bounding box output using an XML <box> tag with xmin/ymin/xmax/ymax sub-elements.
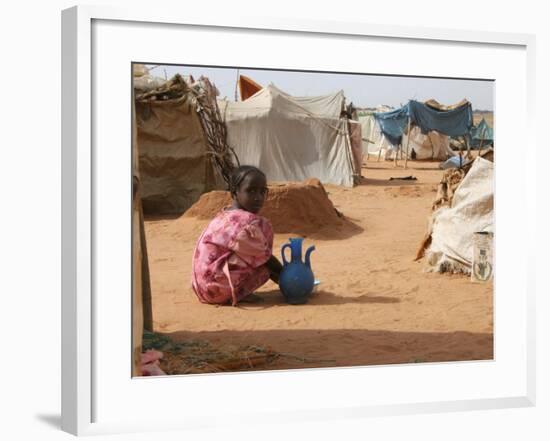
<box><xmin>281</xmin><ymin>243</ymin><xmax>291</xmax><ymax>265</ymax></box>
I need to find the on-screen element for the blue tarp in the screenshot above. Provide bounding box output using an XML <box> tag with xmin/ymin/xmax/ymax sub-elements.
<box><xmin>440</xmin><ymin>156</ymin><xmax>464</xmax><ymax>169</ymax></box>
<box><xmin>373</xmin><ymin>106</ymin><xmax>409</xmax><ymax>146</ymax></box>
<box><xmin>469</xmin><ymin>118</ymin><xmax>493</xmax><ymax>147</ymax></box>
<box><xmin>374</xmin><ymin>100</ymin><xmax>474</xmax><ymax>146</ymax></box>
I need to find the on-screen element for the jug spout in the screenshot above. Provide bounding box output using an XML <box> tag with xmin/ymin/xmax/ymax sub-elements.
<box><xmin>304</xmin><ymin>245</ymin><xmax>316</xmax><ymax>269</ymax></box>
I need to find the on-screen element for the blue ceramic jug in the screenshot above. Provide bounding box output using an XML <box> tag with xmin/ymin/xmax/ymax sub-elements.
<box><xmin>279</xmin><ymin>238</ymin><xmax>315</xmax><ymax>304</ymax></box>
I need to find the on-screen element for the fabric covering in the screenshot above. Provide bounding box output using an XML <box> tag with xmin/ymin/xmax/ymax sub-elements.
<box><xmin>358</xmin><ymin>112</ymin><xmax>393</xmax><ymax>156</ymax></box>
<box><xmin>440</xmin><ymin>156</ymin><xmax>464</xmax><ymax>170</ymax></box>
<box><xmin>191</xmin><ymin>208</ymin><xmax>274</xmax><ymax>306</ymax></box>
<box><xmin>408</xmin><ymin>100</ymin><xmax>473</xmax><ymax>136</ymax></box>
<box><xmin>135</xmin><ymin>94</ymin><xmax>224</xmax><ymax>214</ymax></box>
<box><xmin>424</xmin><ymin>98</ymin><xmax>470</xmax><ymax>111</ymax></box>
<box><xmin>402</xmin><ymin>125</ymin><xmax>456</xmax><ymax>160</ymax></box>
<box><xmin>469</xmin><ymin>118</ymin><xmax>493</xmax><ymax>147</ymax></box>
<box><xmin>426</xmin><ymin>157</ymin><xmax>494</xmax><ymax>273</ymax></box>
<box><xmin>373</xmin><ymin>106</ymin><xmax>409</xmax><ymax>145</ymax></box>
<box><xmin>220</xmin><ymin>84</ymin><xmax>355</xmax><ymax>187</ymax></box>
<box><xmin>373</xmin><ymin>100</ymin><xmax>473</xmax><ymax>146</ymax></box>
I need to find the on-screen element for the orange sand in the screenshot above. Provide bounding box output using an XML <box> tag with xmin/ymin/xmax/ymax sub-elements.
<box><xmin>144</xmin><ymin>160</ymin><xmax>493</xmax><ymax>371</ymax></box>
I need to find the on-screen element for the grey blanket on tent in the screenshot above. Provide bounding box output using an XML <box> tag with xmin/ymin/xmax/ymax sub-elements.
<box><xmin>408</xmin><ymin>100</ymin><xmax>473</xmax><ymax>137</ymax></box>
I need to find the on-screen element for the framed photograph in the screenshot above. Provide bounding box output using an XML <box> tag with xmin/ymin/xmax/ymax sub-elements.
<box><xmin>62</xmin><ymin>5</ymin><xmax>536</xmax><ymax>436</ymax></box>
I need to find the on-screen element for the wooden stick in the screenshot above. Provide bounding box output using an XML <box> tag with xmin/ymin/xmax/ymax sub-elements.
<box><xmin>478</xmin><ymin>126</ymin><xmax>486</xmax><ymax>157</ymax></box>
<box><xmin>377</xmin><ymin>135</ymin><xmax>384</xmax><ymax>162</ymax></box>
<box><xmin>458</xmin><ymin>137</ymin><xmax>464</xmax><ymax>168</ymax></box>
<box><xmin>139</xmin><ymin>201</ymin><xmax>153</xmax><ymax>331</ymax></box>
<box><xmin>465</xmin><ymin>132</ymin><xmax>471</xmax><ymax>159</ymax></box>
<box><xmin>234</xmin><ymin>69</ymin><xmax>240</xmax><ymax>101</ymax></box>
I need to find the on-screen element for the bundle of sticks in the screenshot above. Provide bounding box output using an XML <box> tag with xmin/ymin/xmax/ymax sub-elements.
<box><xmin>192</xmin><ymin>76</ymin><xmax>240</xmax><ymax>187</ymax></box>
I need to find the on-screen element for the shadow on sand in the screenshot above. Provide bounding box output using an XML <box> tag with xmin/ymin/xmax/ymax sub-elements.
<box><xmin>158</xmin><ymin>327</ymin><xmax>494</xmax><ymax>373</ymax></box>
<box><xmin>233</xmin><ymin>289</ymin><xmax>400</xmax><ymax>308</ymax></box>
<box><xmin>358</xmin><ymin>177</ymin><xmax>420</xmax><ymax>187</ymax></box>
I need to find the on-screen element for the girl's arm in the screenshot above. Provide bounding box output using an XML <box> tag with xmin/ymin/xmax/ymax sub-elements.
<box><xmin>265</xmin><ymin>255</ymin><xmax>283</xmax><ymax>284</ymax></box>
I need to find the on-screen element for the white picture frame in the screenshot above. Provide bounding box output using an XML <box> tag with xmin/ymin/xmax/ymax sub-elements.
<box><xmin>62</xmin><ymin>5</ymin><xmax>536</xmax><ymax>436</ymax></box>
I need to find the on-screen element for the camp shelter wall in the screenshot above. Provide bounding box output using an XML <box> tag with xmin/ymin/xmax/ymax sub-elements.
<box><xmin>402</xmin><ymin>125</ymin><xmax>456</xmax><ymax>160</ymax></box>
<box><xmin>135</xmin><ymin>94</ymin><xmax>224</xmax><ymax>214</ymax></box>
<box><xmin>220</xmin><ymin>85</ymin><xmax>355</xmax><ymax>187</ymax></box>
<box><xmin>358</xmin><ymin>114</ymin><xmax>393</xmax><ymax>156</ymax></box>
<box><xmin>426</xmin><ymin>157</ymin><xmax>494</xmax><ymax>273</ymax></box>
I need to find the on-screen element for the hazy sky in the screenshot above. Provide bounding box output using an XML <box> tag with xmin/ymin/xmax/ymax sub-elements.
<box><xmin>146</xmin><ymin>64</ymin><xmax>494</xmax><ymax>111</ymax></box>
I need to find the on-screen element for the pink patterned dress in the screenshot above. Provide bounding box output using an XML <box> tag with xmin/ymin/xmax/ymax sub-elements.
<box><xmin>191</xmin><ymin>208</ymin><xmax>274</xmax><ymax>305</ymax></box>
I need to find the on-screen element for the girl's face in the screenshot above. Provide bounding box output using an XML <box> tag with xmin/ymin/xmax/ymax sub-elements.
<box><xmin>232</xmin><ymin>172</ymin><xmax>268</xmax><ymax>213</ymax></box>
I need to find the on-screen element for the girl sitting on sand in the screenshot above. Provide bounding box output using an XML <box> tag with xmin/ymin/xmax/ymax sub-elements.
<box><xmin>191</xmin><ymin>165</ymin><xmax>283</xmax><ymax>306</ymax></box>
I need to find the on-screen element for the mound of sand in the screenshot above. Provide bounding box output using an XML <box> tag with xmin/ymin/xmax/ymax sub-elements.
<box><xmin>184</xmin><ymin>178</ymin><xmax>348</xmax><ymax>236</ymax></box>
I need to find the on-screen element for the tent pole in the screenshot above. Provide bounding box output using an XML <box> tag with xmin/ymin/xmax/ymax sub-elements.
<box><xmin>404</xmin><ymin>118</ymin><xmax>411</xmax><ymax>169</ymax></box>
<box><xmin>139</xmin><ymin>203</ymin><xmax>153</xmax><ymax>331</ymax></box>
<box><xmin>465</xmin><ymin>132</ymin><xmax>471</xmax><ymax>159</ymax></box>
<box><xmin>394</xmin><ymin>144</ymin><xmax>399</xmax><ymax>167</ymax></box>
<box><xmin>459</xmin><ymin>136</ymin><xmax>466</xmax><ymax>167</ymax></box>
<box><xmin>478</xmin><ymin>126</ymin><xmax>486</xmax><ymax>157</ymax></box>
<box><xmin>234</xmin><ymin>68</ymin><xmax>240</xmax><ymax>101</ymax></box>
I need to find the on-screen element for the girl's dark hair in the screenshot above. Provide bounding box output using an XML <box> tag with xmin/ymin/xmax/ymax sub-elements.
<box><xmin>229</xmin><ymin>165</ymin><xmax>266</xmax><ymax>195</ymax></box>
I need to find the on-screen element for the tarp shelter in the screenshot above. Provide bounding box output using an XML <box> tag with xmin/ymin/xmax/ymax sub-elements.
<box><xmin>374</xmin><ymin>100</ymin><xmax>473</xmax><ymax>143</ymax></box>
<box><xmin>373</xmin><ymin>99</ymin><xmax>473</xmax><ymax>160</ymax></box>
<box><xmin>409</xmin><ymin>99</ymin><xmax>473</xmax><ymax>137</ymax></box>
<box><xmin>219</xmin><ymin>84</ymin><xmax>357</xmax><ymax>186</ymax></box>
<box><xmin>134</xmin><ymin>75</ymin><xmax>225</xmax><ymax>214</ymax></box>
<box><xmin>469</xmin><ymin>118</ymin><xmax>494</xmax><ymax>147</ymax></box>
<box><xmin>373</xmin><ymin>106</ymin><xmax>409</xmax><ymax>146</ymax></box>
<box><xmin>425</xmin><ymin>157</ymin><xmax>494</xmax><ymax>273</ymax></box>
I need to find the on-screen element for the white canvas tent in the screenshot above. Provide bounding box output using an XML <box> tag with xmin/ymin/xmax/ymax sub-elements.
<box><xmin>402</xmin><ymin>125</ymin><xmax>456</xmax><ymax>160</ymax></box>
<box><xmin>425</xmin><ymin>157</ymin><xmax>494</xmax><ymax>273</ymax></box>
<box><xmin>219</xmin><ymin>84</ymin><xmax>356</xmax><ymax>187</ymax></box>
<box><xmin>358</xmin><ymin>113</ymin><xmax>393</xmax><ymax>159</ymax></box>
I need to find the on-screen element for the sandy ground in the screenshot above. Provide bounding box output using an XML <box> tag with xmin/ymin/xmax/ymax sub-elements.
<box><xmin>143</xmin><ymin>159</ymin><xmax>493</xmax><ymax>372</ymax></box>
